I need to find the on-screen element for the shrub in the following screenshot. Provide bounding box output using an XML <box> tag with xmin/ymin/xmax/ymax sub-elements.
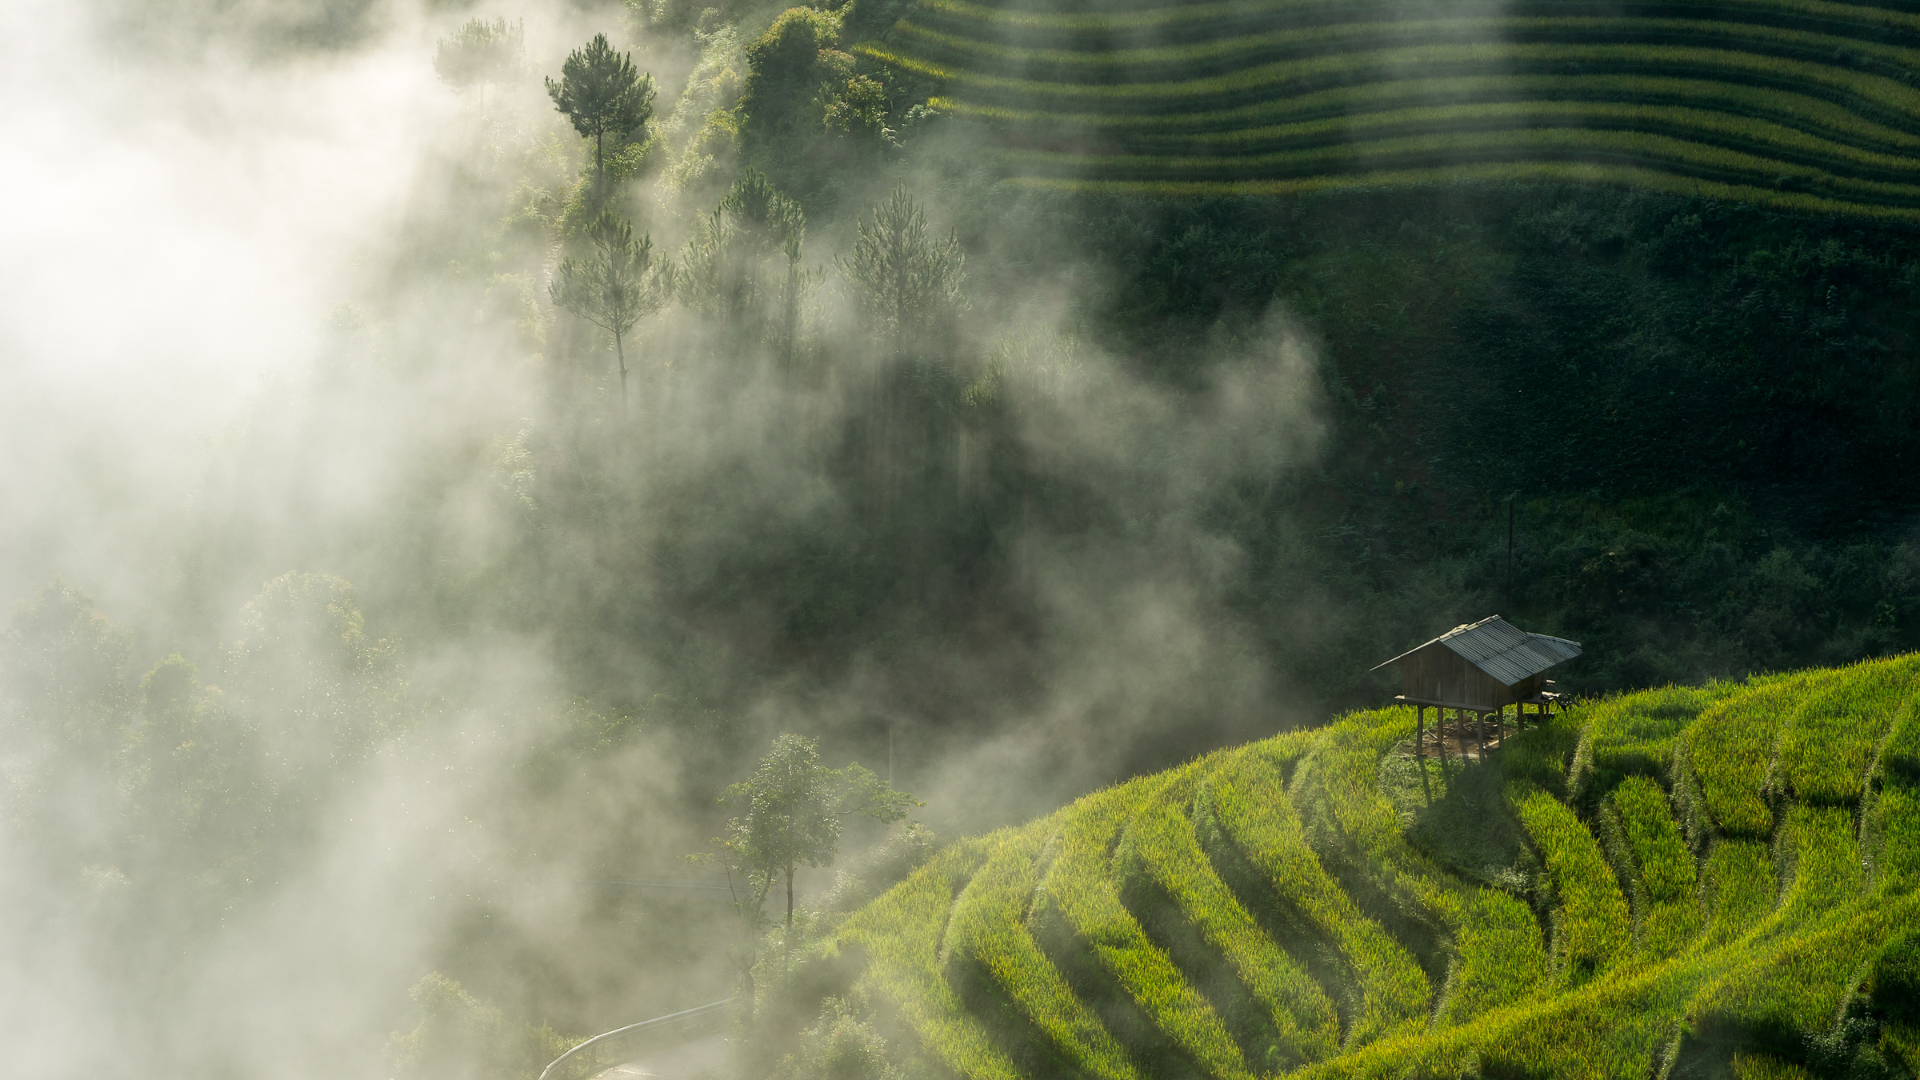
<box><xmin>387</xmin><ymin>973</ymin><xmax>576</xmax><ymax>1080</ymax></box>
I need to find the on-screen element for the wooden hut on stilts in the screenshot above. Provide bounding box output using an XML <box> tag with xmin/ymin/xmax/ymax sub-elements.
<box><xmin>1372</xmin><ymin>616</ymin><xmax>1580</xmax><ymax>755</ymax></box>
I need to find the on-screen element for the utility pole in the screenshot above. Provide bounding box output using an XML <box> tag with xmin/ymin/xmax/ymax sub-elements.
<box><xmin>1506</xmin><ymin>495</ymin><xmax>1516</xmax><ymax>609</ymax></box>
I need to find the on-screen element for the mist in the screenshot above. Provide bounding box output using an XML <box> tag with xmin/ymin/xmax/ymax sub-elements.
<box><xmin>0</xmin><ymin>0</ymin><xmax>1346</xmax><ymax>1075</ymax></box>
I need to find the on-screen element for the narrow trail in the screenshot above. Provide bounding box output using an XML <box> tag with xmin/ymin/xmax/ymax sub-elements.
<box><xmin>590</xmin><ymin>1031</ymin><xmax>730</xmax><ymax>1080</ymax></box>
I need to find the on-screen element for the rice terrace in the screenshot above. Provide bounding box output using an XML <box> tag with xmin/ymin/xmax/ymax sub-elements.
<box><xmin>832</xmin><ymin>657</ymin><xmax>1920</xmax><ymax>1079</ymax></box>
<box><xmin>857</xmin><ymin>0</ymin><xmax>1920</xmax><ymax>214</ymax></box>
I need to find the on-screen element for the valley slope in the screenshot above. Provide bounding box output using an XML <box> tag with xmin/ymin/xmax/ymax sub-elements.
<box><xmin>831</xmin><ymin>656</ymin><xmax>1920</xmax><ymax>1078</ymax></box>
<box><xmin>859</xmin><ymin>0</ymin><xmax>1920</xmax><ymax>217</ymax></box>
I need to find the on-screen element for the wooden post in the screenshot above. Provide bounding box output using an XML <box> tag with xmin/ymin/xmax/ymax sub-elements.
<box><xmin>1416</xmin><ymin>704</ymin><xmax>1425</xmax><ymax>755</ymax></box>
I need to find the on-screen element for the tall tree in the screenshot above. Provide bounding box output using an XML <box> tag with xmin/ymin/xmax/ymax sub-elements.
<box><xmin>550</xmin><ymin>212</ymin><xmax>670</xmax><ymax>415</ymax></box>
<box><xmin>836</xmin><ymin>185</ymin><xmax>965</xmax><ymax>359</ymax></box>
<box><xmin>710</xmin><ymin>734</ymin><xmax>916</xmax><ymax>1015</ymax></box>
<box><xmin>433</xmin><ymin>17</ymin><xmax>524</xmax><ymax>110</ymax></box>
<box><xmin>545</xmin><ymin>33</ymin><xmax>656</xmax><ymax>193</ymax></box>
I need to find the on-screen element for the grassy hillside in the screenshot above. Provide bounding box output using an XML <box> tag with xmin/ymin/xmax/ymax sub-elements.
<box><xmin>824</xmin><ymin>655</ymin><xmax>1920</xmax><ymax>1078</ymax></box>
<box><xmin>854</xmin><ymin>0</ymin><xmax>1920</xmax><ymax>216</ymax></box>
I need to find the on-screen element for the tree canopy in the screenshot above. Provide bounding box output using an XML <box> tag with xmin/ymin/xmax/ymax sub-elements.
<box><xmin>432</xmin><ymin>18</ymin><xmax>523</xmax><ymax>103</ymax></box>
<box><xmin>544</xmin><ymin>33</ymin><xmax>656</xmax><ymax>191</ymax></box>
<box><xmin>550</xmin><ymin>211</ymin><xmax>670</xmax><ymax>414</ymax></box>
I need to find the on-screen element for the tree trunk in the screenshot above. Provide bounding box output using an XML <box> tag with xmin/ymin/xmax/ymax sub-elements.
<box><xmin>615</xmin><ymin>330</ymin><xmax>629</xmax><ymax>417</ymax></box>
<box><xmin>595</xmin><ymin>128</ymin><xmax>604</xmax><ymax>192</ymax></box>
<box><xmin>785</xmin><ymin>865</ymin><xmax>796</xmax><ymax>969</ymax></box>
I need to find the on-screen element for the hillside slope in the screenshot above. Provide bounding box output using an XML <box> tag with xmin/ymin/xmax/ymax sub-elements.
<box><xmin>833</xmin><ymin>656</ymin><xmax>1920</xmax><ymax>1078</ymax></box>
<box><xmin>858</xmin><ymin>0</ymin><xmax>1920</xmax><ymax>216</ymax></box>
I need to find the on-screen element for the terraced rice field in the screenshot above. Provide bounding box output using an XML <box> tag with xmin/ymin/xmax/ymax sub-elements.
<box><xmin>855</xmin><ymin>0</ymin><xmax>1920</xmax><ymax>214</ymax></box>
<box><xmin>835</xmin><ymin>654</ymin><xmax>1920</xmax><ymax>1077</ymax></box>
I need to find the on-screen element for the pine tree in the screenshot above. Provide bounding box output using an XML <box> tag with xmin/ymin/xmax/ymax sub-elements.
<box><xmin>545</xmin><ymin>34</ymin><xmax>656</xmax><ymax>192</ymax></box>
<box><xmin>550</xmin><ymin>212</ymin><xmax>671</xmax><ymax>415</ymax></box>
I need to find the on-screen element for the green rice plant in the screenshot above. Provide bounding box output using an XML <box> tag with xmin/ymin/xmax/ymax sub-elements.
<box><xmin>1730</xmin><ymin>1052</ymin><xmax>1817</xmax><ymax>1079</ymax></box>
<box><xmin>1003</xmin><ymin>161</ymin><xmax>1920</xmax><ymax>223</ymax></box>
<box><xmin>1205</xmin><ymin>746</ymin><xmax>1431</xmax><ymax>1047</ymax></box>
<box><xmin>947</xmin><ymin>823</ymin><xmax>1141</xmax><ymax>1080</ymax></box>
<box><xmin>1571</xmin><ymin>683</ymin><xmax>1739</xmax><ymax>805</ymax></box>
<box><xmin>933</xmin><ymin>74</ymin><xmax>1920</xmax><ymax>155</ymax></box>
<box><xmin>1689</xmin><ymin>892</ymin><xmax>1920</xmax><ymax>1043</ymax></box>
<box><xmin>1063</xmin><ymin>101</ymin><xmax>1920</xmax><ymax>189</ymax></box>
<box><xmin>1292</xmin><ymin>709</ymin><xmax>1549</xmax><ymax>1026</ymax></box>
<box><xmin>1037</xmin><ymin>774</ymin><xmax>1255</xmax><ymax>1080</ymax></box>
<box><xmin>1689</xmin><ymin>674</ymin><xmax>1834</xmax><ymax>838</ymax></box>
<box><xmin>838</xmin><ymin>840</ymin><xmax>1021</xmax><ymax>1080</ymax></box>
<box><xmin>1775</xmin><ymin>655</ymin><xmax>1920</xmax><ymax>804</ymax></box>
<box><xmin>1881</xmin><ymin>697</ymin><xmax>1920</xmax><ymax>786</ymax></box>
<box><xmin>1868</xmin><ymin>785</ymin><xmax>1920</xmax><ymax>895</ymax></box>
<box><xmin>996</xmin><ymin>127</ymin><xmax>1920</xmax><ymax>208</ymax></box>
<box><xmin>1698</xmin><ymin>839</ymin><xmax>1777</xmax><ymax>949</ymax></box>
<box><xmin>1883</xmin><ymin>1024</ymin><xmax>1920</xmax><ymax>1075</ymax></box>
<box><xmin>1607</xmin><ymin>777</ymin><xmax>1702</xmax><ymax>959</ymax></box>
<box><xmin>891</xmin><ymin>15</ymin><xmax>1920</xmax><ymax>80</ymax></box>
<box><xmin>1767</xmin><ymin>804</ymin><xmax>1863</xmax><ymax>934</ymax></box>
<box><xmin>1501</xmin><ymin>710</ymin><xmax>1586</xmax><ymax>796</ymax></box>
<box><xmin>1511</xmin><ymin>785</ymin><xmax>1631</xmax><ymax>986</ymax></box>
<box><xmin>857</xmin><ymin>42</ymin><xmax>1920</xmax><ymax>123</ymax></box>
<box><xmin>905</xmin><ymin>0</ymin><xmax>1920</xmax><ymax>38</ymax></box>
<box><xmin>1119</xmin><ymin>768</ymin><xmax>1342</xmax><ymax>1065</ymax></box>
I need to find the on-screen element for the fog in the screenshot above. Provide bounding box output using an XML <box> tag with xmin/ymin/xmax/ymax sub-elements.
<box><xmin>0</xmin><ymin>0</ymin><xmax>1330</xmax><ymax>1075</ymax></box>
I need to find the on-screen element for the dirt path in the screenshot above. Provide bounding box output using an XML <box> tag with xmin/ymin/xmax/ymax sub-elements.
<box><xmin>591</xmin><ymin>1032</ymin><xmax>731</xmax><ymax>1080</ymax></box>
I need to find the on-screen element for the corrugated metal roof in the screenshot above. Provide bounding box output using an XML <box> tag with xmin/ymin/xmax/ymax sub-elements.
<box><xmin>1371</xmin><ymin>615</ymin><xmax>1582</xmax><ymax>686</ymax></box>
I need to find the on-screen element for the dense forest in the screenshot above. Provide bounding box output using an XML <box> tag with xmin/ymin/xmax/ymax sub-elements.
<box><xmin>3</xmin><ymin>0</ymin><xmax>1919</xmax><ymax>1076</ymax></box>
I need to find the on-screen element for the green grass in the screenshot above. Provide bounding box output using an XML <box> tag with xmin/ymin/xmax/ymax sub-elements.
<box><xmin>1512</xmin><ymin>785</ymin><xmax>1632</xmax><ymax>986</ymax></box>
<box><xmin>1119</xmin><ymin>768</ymin><xmax>1341</xmax><ymax>1067</ymax></box>
<box><xmin>836</xmin><ymin>661</ymin><xmax>1920</xmax><ymax>1080</ymax></box>
<box><xmin>1607</xmin><ymin>777</ymin><xmax>1702</xmax><ymax>959</ymax></box>
<box><xmin>1732</xmin><ymin>1051</ymin><xmax>1819</xmax><ymax>1079</ymax></box>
